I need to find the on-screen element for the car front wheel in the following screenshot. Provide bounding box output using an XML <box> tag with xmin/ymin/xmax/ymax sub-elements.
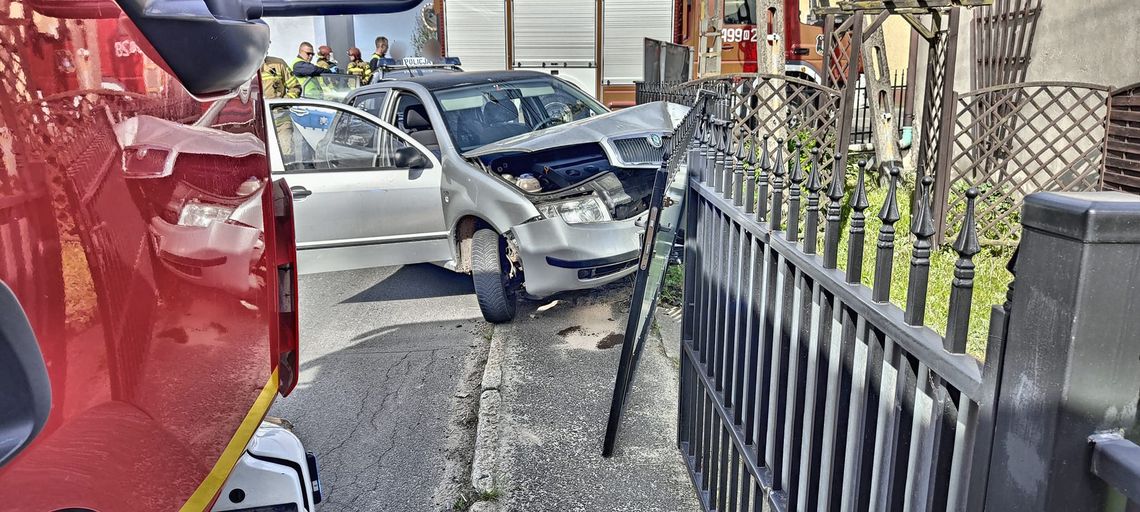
<box><xmin>471</xmin><ymin>228</ymin><xmax>517</xmax><ymax>323</ymax></box>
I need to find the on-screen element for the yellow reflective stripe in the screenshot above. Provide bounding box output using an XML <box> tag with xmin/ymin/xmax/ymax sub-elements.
<box><xmin>179</xmin><ymin>369</ymin><xmax>280</xmax><ymax>512</ymax></box>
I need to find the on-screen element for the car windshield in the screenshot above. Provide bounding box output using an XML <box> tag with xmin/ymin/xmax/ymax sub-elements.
<box><xmin>432</xmin><ymin>77</ymin><xmax>607</xmax><ymax>153</ymax></box>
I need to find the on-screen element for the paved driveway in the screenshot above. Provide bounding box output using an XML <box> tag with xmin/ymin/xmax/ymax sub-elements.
<box><xmin>271</xmin><ymin>264</ymin><xmax>489</xmax><ymax>512</ymax></box>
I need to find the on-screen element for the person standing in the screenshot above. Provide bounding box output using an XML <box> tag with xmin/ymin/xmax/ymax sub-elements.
<box><xmin>261</xmin><ymin>56</ymin><xmax>300</xmax><ymax>99</ymax></box>
<box><xmin>261</xmin><ymin>56</ymin><xmax>300</xmax><ymax>164</ymax></box>
<box><xmin>316</xmin><ymin>45</ymin><xmax>340</xmax><ymax>73</ymax></box>
<box><xmin>369</xmin><ymin>36</ymin><xmax>390</xmax><ymax>72</ymax></box>
<box><xmin>345</xmin><ymin>47</ymin><xmax>373</xmax><ymax>85</ymax></box>
<box><xmin>292</xmin><ymin>42</ymin><xmax>327</xmax><ymax>97</ymax></box>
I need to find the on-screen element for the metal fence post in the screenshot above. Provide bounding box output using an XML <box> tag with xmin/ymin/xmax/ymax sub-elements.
<box><xmin>983</xmin><ymin>192</ymin><xmax>1140</xmax><ymax>511</ymax></box>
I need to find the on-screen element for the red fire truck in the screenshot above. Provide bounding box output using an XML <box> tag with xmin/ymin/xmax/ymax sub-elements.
<box><xmin>676</xmin><ymin>0</ymin><xmax>829</xmax><ymax>83</ymax></box>
<box><xmin>0</xmin><ymin>0</ymin><xmax>418</xmax><ymax>510</ymax></box>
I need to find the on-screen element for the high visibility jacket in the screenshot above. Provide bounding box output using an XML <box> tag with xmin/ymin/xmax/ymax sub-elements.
<box><xmin>346</xmin><ymin>60</ymin><xmax>373</xmax><ymax>86</ymax></box>
<box><xmin>261</xmin><ymin>56</ymin><xmax>300</xmax><ymax>99</ymax></box>
<box><xmin>292</xmin><ymin>57</ymin><xmax>324</xmax><ymax>98</ymax></box>
<box><xmin>369</xmin><ymin>52</ymin><xmax>385</xmax><ymax>72</ymax></box>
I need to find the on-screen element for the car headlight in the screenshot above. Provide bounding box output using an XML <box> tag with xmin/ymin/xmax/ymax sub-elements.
<box><xmin>178</xmin><ymin>199</ymin><xmax>235</xmax><ymax>228</ymax></box>
<box><xmin>537</xmin><ymin>196</ymin><xmax>612</xmax><ymax>224</ymax></box>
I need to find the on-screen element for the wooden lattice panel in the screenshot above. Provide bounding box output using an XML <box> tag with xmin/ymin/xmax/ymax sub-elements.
<box><xmin>1105</xmin><ymin>82</ymin><xmax>1140</xmax><ymax>194</ymax></box>
<box><xmin>944</xmin><ymin>83</ymin><xmax>1110</xmax><ymax>243</ymax></box>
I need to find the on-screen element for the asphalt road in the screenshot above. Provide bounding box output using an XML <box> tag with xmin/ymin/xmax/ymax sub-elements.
<box><xmin>270</xmin><ymin>264</ymin><xmax>489</xmax><ymax>512</ymax></box>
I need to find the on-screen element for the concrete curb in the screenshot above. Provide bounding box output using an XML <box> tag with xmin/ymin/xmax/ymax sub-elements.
<box><xmin>470</xmin><ymin>331</ymin><xmax>505</xmax><ymax>510</ymax></box>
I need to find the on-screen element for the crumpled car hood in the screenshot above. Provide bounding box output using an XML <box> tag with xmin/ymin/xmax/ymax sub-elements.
<box><xmin>463</xmin><ymin>101</ymin><xmax>690</xmax><ymax>158</ymax></box>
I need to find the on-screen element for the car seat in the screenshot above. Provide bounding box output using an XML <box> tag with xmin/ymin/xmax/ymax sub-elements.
<box><xmin>403</xmin><ymin>104</ymin><xmax>440</xmax><ymax>156</ymax></box>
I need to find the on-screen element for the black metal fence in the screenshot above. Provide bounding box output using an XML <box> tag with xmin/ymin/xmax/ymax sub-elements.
<box><xmin>851</xmin><ymin>70</ymin><xmax>911</xmax><ymax>148</ymax></box>
<box><xmin>666</xmin><ymin>76</ymin><xmax>1140</xmax><ymax>511</ymax></box>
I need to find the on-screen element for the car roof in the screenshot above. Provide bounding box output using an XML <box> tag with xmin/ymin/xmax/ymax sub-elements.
<box><xmin>353</xmin><ymin>70</ymin><xmax>558</xmax><ymax>95</ymax></box>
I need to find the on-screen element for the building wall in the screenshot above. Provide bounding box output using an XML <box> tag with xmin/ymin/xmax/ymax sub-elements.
<box><xmin>957</xmin><ymin>0</ymin><xmax>1140</xmax><ymax>91</ymax></box>
<box><xmin>265</xmin><ymin>17</ymin><xmax>322</xmax><ymax>62</ymax></box>
<box><xmin>1023</xmin><ymin>0</ymin><xmax>1140</xmax><ymax>88</ymax></box>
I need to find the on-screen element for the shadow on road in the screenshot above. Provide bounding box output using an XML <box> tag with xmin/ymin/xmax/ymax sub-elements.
<box><xmin>341</xmin><ymin>264</ymin><xmax>474</xmax><ymax>304</ymax></box>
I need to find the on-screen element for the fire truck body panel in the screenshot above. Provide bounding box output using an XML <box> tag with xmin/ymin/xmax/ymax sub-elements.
<box><xmin>0</xmin><ymin>1</ymin><xmax>300</xmax><ymax>509</ymax></box>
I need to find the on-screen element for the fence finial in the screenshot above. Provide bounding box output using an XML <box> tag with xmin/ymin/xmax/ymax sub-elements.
<box><xmin>804</xmin><ymin>148</ymin><xmax>823</xmax><ymax>255</ymax></box>
<box><xmin>757</xmin><ymin>135</ymin><xmax>772</xmax><ymax>222</ymax></box>
<box><xmin>744</xmin><ymin>135</ymin><xmax>757</xmax><ymax>215</ymax></box>
<box><xmin>787</xmin><ymin>141</ymin><xmax>805</xmax><ymax>242</ymax></box>
<box><xmin>733</xmin><ymin>135</ymin><xmax>746</xmax><ymax>207</ymax></box>
<box><xmin>823</xmin><ymin>153</ymin><xmax>845</xmax><ymax>269</ymax></box>
<box><xmin>872</xmin><ymin>163</ymin><xmax>902</xmax><ymax>303</ymax></box>
<box><xmin>905</xmin><ymin>176</ymin><xmax>937</xmax><ymax>326</ymax></box>
<box><xmin>770</xmin><ymin>138</ymin><xmax>786</xmax><ymax>231</ymax></box>
<box><xmin>846</xmin><ymin>159</ymin><xmax>871</xmax><ymax>284</ymax></box>
<box><xmin>944</xmin><ymin>187</ymin><xmax>980</xmax><ymax>353</ymax></box>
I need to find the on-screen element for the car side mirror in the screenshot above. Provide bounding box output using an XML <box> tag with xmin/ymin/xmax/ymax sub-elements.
<box><xmin>394</xmin><ymin>146</ymin><xmax>429</xmax><ymax>170</ymax></box>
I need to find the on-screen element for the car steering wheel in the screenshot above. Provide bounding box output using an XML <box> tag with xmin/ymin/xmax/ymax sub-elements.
<box><xmin>535</xmin><ymin>101</ymin><xmax>572</xmax><ymax>130</ymax></box>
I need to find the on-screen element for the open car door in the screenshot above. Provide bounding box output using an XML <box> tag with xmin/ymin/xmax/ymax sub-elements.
<box><xmin>266</xmin><ymin>99</ymin><xmax>452</xmax><ymax>275</ymax></box>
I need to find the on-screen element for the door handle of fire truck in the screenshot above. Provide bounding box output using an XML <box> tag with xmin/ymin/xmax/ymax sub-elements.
<box><xmin>291</xmin><ymin>186</ymin><xmax>312</xmax><ymax>200</ymax></box>
<box><xmin>0</xmin><ymin>281</ymin><xmax>51</xmax><ymax>469</ymax></box>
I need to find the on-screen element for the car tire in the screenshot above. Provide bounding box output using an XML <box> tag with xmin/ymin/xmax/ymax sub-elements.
<box><xmin>471</xmin><ymin>228</ymin><xmax>517</xmax><ymax>323</ymax></box>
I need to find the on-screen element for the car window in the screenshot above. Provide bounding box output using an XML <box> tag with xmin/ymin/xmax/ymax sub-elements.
<box><xmin>391</xmin><ymin>92</ymin><xmax>428</xmax><ymax>133</ymax></box>
<box><xmin>353</xmin><ymin>91</ymin><xmax>389</xmax><ymax>118</ymax></box>
<box><xmin>270</xmin><ymin>104</ymin><xmax>422</xmax><ymax>172</ymax></box>
<box><xmin>724</xmin><ymin>0</ymin><xmax>755</xmax><ymax>25</ymax></box>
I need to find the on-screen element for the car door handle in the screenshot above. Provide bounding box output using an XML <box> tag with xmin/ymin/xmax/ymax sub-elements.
<box><xmin>291</xmin><ymin>186</ymin><xmax>312</xmax><ymax>199</ymax></box>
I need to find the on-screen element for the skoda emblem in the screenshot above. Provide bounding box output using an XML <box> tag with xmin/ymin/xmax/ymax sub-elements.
<box><xmin>647</xmin><ymin>134</ymin><xmax>664</xmax><ymax>148</ymax></box>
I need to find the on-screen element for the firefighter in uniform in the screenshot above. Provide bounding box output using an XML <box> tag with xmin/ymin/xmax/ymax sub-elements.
<box><xmin>345</xmin><ymin>47</ymin><xmax>372</xmax><ymax>86</ymax></box>
<box><xmin>261</xmin><ymin>56</ymin><xmax>300</xmax><ymax>165</ymax></box>
<box><xmin>315</xmin><ymin>45</ymin><xmax>340</xmax><ymax>73</ymax></box>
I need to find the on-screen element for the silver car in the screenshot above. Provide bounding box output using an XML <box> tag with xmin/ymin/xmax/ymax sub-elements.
<box><xmin>266</xmin><ymin>70</ymin><xmax>686</xmax><ymax>322</ymax></box>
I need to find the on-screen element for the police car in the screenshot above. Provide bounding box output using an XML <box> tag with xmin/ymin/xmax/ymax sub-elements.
<box><xmin>373</xmin><ymin>56</ymin><xmax>463</xmax><ymax>82</ymax></box>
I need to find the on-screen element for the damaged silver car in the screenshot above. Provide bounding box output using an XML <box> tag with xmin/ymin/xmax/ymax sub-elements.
<box><xmin>266</xmin><ymin>70</ymin><xmax>686</xmax><ymax>322</ymax></box>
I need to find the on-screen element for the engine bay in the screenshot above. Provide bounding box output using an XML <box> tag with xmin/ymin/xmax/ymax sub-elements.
<box><xmin>476</xmin><ymin>143</ymin><xmax>655</xmax><ymax>221</ymax></box>
<box><xmin>480</xmin><ymin>143</ymin><xmax>619</xmax><ymax>193</ymax></box>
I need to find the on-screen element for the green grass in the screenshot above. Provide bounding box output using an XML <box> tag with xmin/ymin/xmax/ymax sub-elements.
<box><xmin>660</xmin><ymin>167</ymin><xmax>1014</xmax><ymax>360</ymax></box>
<box><xmin>830</xmin><ymin>174</ymin><xmax>1013</xmax><ymax>359</ymax></box>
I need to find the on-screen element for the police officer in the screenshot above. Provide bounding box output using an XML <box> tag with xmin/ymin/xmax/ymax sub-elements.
<box><xmin>292</xmin><ymin>42</ymin><xmax>328</xmax><ymax>98</ymax></box>
<box><xmin>369</xmin><ymin>36</ymin><xmax>390</xmax><ymax>73</ymax></box>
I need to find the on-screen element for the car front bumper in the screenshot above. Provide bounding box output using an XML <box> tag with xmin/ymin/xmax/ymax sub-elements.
<box><xmin>512</xmin><ymin>215</ymin><xmax>645</xmax><ymax>298</ymax></box>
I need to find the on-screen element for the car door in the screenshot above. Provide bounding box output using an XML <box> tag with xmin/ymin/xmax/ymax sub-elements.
<box><xmin>266</xmin><ymin>99</ymin><xmax>451</xmax><ymax>275</ymax></box>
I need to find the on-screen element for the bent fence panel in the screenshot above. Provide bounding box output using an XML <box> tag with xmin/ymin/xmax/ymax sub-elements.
<box><xmin>678</xmin><ymin>98</ymin><xmax>1004</xmax><ymax>510</ymax></box>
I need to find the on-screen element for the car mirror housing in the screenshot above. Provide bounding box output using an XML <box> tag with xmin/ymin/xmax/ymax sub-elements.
<box><xmin>393</xmin><ymin>147</ymin><xmax>429</xmax><ymax>170</ymax></box>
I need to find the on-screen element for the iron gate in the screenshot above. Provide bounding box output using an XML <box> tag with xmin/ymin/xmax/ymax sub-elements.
<box><xmin>677</xmin><ymin>100</ymin><xmax>997</xmax><ymax>512</ymax></box>
<box><xmin>650</xmin><ymin>75</ymin><xmax>1140</xmax><ymax>512</ymax></box>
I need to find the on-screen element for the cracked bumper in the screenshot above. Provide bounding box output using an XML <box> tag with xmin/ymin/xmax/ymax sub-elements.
<box><xmin>512</xmin><ymin>215</ymin><xmax>645</xmax><ymax>298</ymax></box>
